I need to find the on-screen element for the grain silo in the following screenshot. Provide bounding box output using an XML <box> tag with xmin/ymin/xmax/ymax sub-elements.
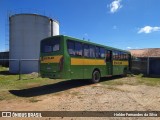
<box><xmin>9</xmin><ymin>13</ymin><xmax>59</xmax><ymax>73</ymax></box>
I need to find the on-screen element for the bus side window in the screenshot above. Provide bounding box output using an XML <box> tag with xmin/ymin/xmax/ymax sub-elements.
<box><xmin>119</xmin><ymin>52</ymin><xmax>122</xmax><ymax>60</ymax></box>
<box><xmin>67</xmin><ymin>40</ymin><xmax>75</xmax><ymax>56</ymax></box>
<box><xmin>100</xmin><ymin>47</ymin><xmax>105</xmax><ymax>58</ymax></box>
<box><xmin>95</xmin><ymin>46</ymin><xmax>100</xmax><ymax>58</ymax></box>
<box><xmin>118</xmin><ymin>52</ymin><xmax>121</xmax><ymax>60</ymax></box>
<box><xmin>112</xmin><ymin>51</ymin><xmax>115</xmax><ymax>60</ymax></box>
<box><xmin>122</xmin><ymin>53</ymin><xmax>125</xmax><ymax>60</ymax></box>
<box><xmin>75</xmin><ymin>42</ymin><xmax>82</xmax><ymax>56</ymax></box>
<box><xmin>126</xmin><ymin>54</ymin><xmax>128</xmax><ymax>60</ymax></box>
<box><xmin>83</xmin><ymin>44</ymin><xmax>89</xmax><ymax>57</ymax></box>
<box><xmin>115</xmin><ymin>51</ymin><xmax>118</xmax><ymax>60</ymax></box>
<box><xmin>120</xmin><ymin>52</ymin><xmax>123</xmax><ymax>60</ymax></box>
<box><xmin>121</xmin><ymin>52</ymin><xmax>123</xmax><ymax>60</ymax></box>
<box><xmin>123</xmin><ymin>53</ymin><xmax>126</xmax><ymax>60</ymax></box>
<box><xmin>89</xmin><ymin>45</ymin><xmax>95</xmax><ymax>58</ymax></box>
<box><xmin>123</xmin><ymin>53</ymin><xmax>128</xmax><ymax>60</ymax></box>
<box><xmin>95</xmin><ymin>47</ymin><xmax>105</xmax><ymax>58</ymax></box>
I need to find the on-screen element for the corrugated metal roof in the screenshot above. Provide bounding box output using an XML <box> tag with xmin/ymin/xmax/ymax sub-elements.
<box><xmin>129</xmin><ymin>48</ymin><xmax>160</xmax><ymax>57</ymax></box>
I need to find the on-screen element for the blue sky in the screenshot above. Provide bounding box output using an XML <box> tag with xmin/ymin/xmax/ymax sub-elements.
<box><xmin>0</xmin><ymin>0</ymin><xmax>160</xmax><ymax>51</ymax></box>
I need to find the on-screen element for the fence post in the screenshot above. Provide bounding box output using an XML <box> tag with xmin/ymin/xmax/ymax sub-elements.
<box><xmin>19</xmin><ymin>59</ymin><xmax>21</xmax><ymax>80</ymax></box>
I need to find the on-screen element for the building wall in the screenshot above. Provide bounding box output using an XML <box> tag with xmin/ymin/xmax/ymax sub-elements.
<box><xmin>131</xmin><ymin>57</ymin><xmax>160</xmax><ymax>76</ymax></box>
<box><xmin>0</xmin><ymin>52</ymin><xmax>9</xmax><ymax>67</ymax></box>
<box><xmin>149</xmin><ymin>58</ymin><xmax>160</xmax><ymax>75</ymax></box>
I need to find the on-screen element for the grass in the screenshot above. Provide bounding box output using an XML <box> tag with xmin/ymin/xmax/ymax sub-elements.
<box><xmin>28</xmin><ymin>97</ymin><xmax>42</xmax><ymax>103</ymax></box>
<box><xmin>0</xmin><ymin>96</ymin><xmax>5</xmax><ymax>101</ymax></box>
<box><xmin>100</xmin><ymin>74</ymin><xmax>160</xmax><ymax>86</ymax></box>
<box><xmin>0</xmin><ymin>75</ymin><xmax>64</xmax><ymax>90</ymax></box>
<box><xmin>0</xmin><ymin>67</ymin><xmax>66</xmax><ymax>100</ymax></box>
<box><xmin>106</xmin><ymin>86</ymin><xmax>127</xmax><ymax>92</ymax></box>
<box><xmin>71</xmin><ymin>91</ymin><xmax>80</xmax><ymax>96</ymax></box>
<box><xmin>135</xmin><ymin>74</ymin><xmax>160</xmax><ymax>86</ymax></box>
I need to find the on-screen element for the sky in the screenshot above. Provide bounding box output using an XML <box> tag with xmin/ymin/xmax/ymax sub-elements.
<box><xmin>0</xmin><ymin>0</ymin><xmax>160</xmax><ymax>51</ymax></box>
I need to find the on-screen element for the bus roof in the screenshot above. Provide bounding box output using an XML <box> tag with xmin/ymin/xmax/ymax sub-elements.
<box><xmin>42</xmin><ymin>35</ymin><xmax>130</xmax><ymax>54</ymax></box>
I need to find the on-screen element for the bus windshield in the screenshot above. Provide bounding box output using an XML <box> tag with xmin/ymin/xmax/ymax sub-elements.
<box><xmin>41</xmin><ymin>38</ymin><xmax>60</xmax><ymax>53</ymax></box>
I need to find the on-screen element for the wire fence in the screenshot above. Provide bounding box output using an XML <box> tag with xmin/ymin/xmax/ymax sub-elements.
<box><xmin>0</xmin><ymin>59</ymin><xmax>40</xmax><ymax>80</ymax></box>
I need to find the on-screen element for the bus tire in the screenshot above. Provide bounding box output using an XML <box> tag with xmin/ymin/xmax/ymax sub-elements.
<box><xmin>91</xmin><ymin>70</ymin><xmax>101</xmax><ymax>83</ymax></box>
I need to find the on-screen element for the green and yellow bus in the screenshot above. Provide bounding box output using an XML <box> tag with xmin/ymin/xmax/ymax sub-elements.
<box><xmin>40</xmin><ymin>35</ymin><xmax>131</xmax><ymax>83</ymax></box>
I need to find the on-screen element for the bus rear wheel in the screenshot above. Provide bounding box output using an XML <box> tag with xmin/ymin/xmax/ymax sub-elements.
<box><xmin>91</xmin><ymin>70</ymin><xmax>101</xmax><ymax>83</ymax></box>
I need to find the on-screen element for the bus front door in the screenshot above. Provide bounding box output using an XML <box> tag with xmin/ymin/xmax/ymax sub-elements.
<box><xmin>106</xmin><ymin>50</ymin><xmax>112</xmax><ymax>75</ymax></box>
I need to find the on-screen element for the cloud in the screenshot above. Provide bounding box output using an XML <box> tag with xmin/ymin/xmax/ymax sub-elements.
<box><xmin>126</xmin><ymin>47</ymin><xmax>131</xmax><ymax>49</ymax></box>
<box><xmin>138</xmin><ymin>26</ymin><xmax>160</xmax><ymax>34</ymax></box>
<box><xmin>112</xmin><ymin>25</ymin><xmax>118</xmax><ymax>29</ymax></box>
<box><xmin>84</xmin><ymin>33</ymin><xmax>88</xmax><ymax>37</ymax></box>
<box><xmin>109</xmin><ymin>0</ymin><xmax>122</xmax><ymax>13</ymax></box>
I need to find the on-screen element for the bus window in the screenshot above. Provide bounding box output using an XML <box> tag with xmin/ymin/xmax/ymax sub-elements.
<box><xmin>67</xmin><ymin>41</ymin><xmax>75</xmax><ymax>56</ymax></box>
<box><xmin>120</xmin><ymin>52</ymin><xmax>123</xmax><ymax>60</ymax></box>
<box><xmin>113</xmin><ymin>51</ymin><xmax>115</xmax><ymax>60</ymax></box>
<box><xmin>53</xmin><ymin>40</ymin><xmax>60</xmax><ymax>51</ymax></box>
<box><xmin>113</xmin><ymin>51</ymin><xmax>118</xmax><ymax>60</ymax></box>
<box><xmin>84</xmin><ymin>44</ymin><xmax>89</xmax><ymax>57</ymax></box>
<box><xmin>125</xmin><ymin>54</ymin><xmax>128</xmax><ymax>60</ymax></box>
<box><xmin>75</xmin><ymin>42</ymin><xmax>82</xmax><ymax>56</ymax></box>
<box><xmin>100</xmin><ymin>47</ymin><xmax>105</xmax><ymax>58</ymax></box>
<box><xmin>89</xmin><ymin>45</ymin><xmax>95</xmax><ymax>58</ymax></box>
<box><xmin>95</xmin><ymin>46</ymin><xmax>100</xmax><ymax>58</ymax></box>
<box><xmin>41</xmin><ymin>39</ymin><xmax>60</xmax><ymax>53</ymax></box>
<box><xmin>118</xmin><ymin>52</ymin><xmax>121</xmax><ymax>60</ymax></box>
<box><xmin>121</xmin><ymin>52</ymin><xmax>125</xmax><ymax>60</ymax></box>
<box><xmin>115</xmin><ymin>52</ymin><xmax>118</xmax><ymax>60</ymax></box>
<box><xmin>44</xmin><ymin>46</ymin><xmax>52</xmax><ymax>53</ymax></box>
<box><xmin>122</xmin><ymin>53</ymin><xmax>128</xmax><ymax>60</ymax></box>
<box><xmin>123</xmin><ymin>53</ymin><xmax>126</xmax><ymax>60</ymax></box>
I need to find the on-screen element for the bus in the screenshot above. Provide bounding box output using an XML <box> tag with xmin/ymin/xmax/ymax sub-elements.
<box><xmin>40</xmin><ymin>35</ymin><xmax>131</xmax><ymax>83</ymax></box>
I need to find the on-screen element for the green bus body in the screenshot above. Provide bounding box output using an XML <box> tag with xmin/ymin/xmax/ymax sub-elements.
<box><xmin>40</xmin><ymin>35</ymin><xmax>131</xmax><ymax>82</ymax></box>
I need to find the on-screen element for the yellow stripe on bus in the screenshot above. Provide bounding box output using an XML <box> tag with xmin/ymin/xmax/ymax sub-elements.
<box><xmin>71</xmin><ymin>58</ymin><xmax>105</xmax><ymax>65</ymax></box>
<box><xmin>41</xmin><ymin>55</ymin><xmax>63</xmax><ymax>63</ymax></box>
<box><xmin>113</xmin><ymin>60</ymin><xmax>128</xmax><ymax>65</ymax></box>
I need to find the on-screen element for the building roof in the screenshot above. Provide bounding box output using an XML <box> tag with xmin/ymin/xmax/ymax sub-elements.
<box><xmin>129</xmin><ymin>48</ymin><xmax>160</xmax><ymax>57</ymax></box>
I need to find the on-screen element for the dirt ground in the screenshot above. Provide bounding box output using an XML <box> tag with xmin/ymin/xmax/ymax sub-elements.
<box><xmin>0</xmin><ymin>78</ymin><xmax>160</xmax><ymax>120</ymax></box>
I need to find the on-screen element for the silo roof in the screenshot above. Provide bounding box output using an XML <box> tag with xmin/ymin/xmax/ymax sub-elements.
<box><xmin>10</xmin><ymin>13</ymin><xmax>59</xmax><ymax>24</ymax></box>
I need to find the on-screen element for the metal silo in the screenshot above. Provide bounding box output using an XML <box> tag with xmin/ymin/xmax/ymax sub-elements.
<box><xmin>9</xmin><ymin>13</ymin><xmax>59</xmax><ymax>73</ymax></box>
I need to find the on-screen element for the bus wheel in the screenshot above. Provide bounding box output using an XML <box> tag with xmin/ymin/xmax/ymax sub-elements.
<box><xmin>91</xmin><ymin>70</ymin><xmax>101</xmax><ymax>83</ymax></box>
